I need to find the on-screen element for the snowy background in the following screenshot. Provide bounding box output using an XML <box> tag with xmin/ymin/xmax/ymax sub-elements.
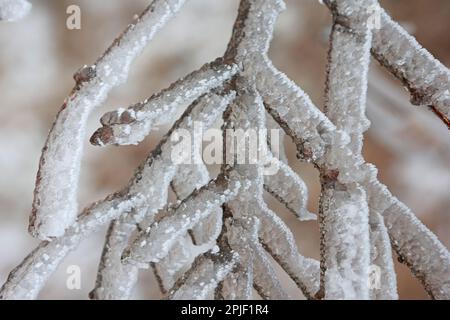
<box><xmin>0</xmin><ymin>0</ymin><xmax>449</xmax><ymax>299</ymax></box>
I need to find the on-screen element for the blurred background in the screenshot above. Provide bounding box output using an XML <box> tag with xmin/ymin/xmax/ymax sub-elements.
<box><xmin>0</xmin><ymin>0</ymin><xmax>449</xmax><ymax>299</ymax></box>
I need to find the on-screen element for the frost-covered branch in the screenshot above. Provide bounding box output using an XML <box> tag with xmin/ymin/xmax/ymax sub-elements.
<box><xmin>167</xmin><ymin>250</ymin><xmax>239</xmax><ymax>300</ymax></box>
<box><xmin>92</xmin><ymin>59</ymin><xmax>238</xmax><ymax>146</ymax></box>
<box><xmin>264</xmin><ymin>158</ymin><xmax>315</xmax><ymax>221</ymax></box>
<box><xmin>222</xmin><ymin>86</ymin><xmax>320</xmax><ymax>299</ymax></box>
<box><xmin>368</xmin><ymin>210</ymin><xmax>398</xmax><ymax>300</ymax></box>
<box><xmin>122</xmin><ymin>172</ymin><xmax>241</xmax><ymax>265</ymax></box>
<box><xmin>0</xmin><ymin>0</ymin><xmax>31</xmax><ymax>22</ymax></box>
<box><xmin>227</xmin><ymin>217</ymin><xmax>290</xmax><ymax>300</ymax></box>
<box><xmin>318</xmin><ymin>0</ymin><xmax>375</xmax><ymax>299</ymax></box>
<box><xmin>0</xmin><ymin>194</ymin><xmax>144</xmax><ymax>300</ymax></box>
<box><xmin>366</xmin><ymin>177</ymin><xmax>450</xmax><ymax>300</ymax></box>
<box><xmin>90</xmin><ymin>91</ymin><xmax>235</xmax><ymax>299</ymax></box>
<box><xmin>30</xmin><ymin>0</ymin><xmax>188</xmax><ymax>239</ymax></box>
<box><xmin>3</xmin><ymin>0</ymin><xmax>449</xmax><ymax>301</ymax></box>
<box><xmin>372</xmin><ymin>10</ymin><xmax>450</xmax><ymax>127</ymax></box>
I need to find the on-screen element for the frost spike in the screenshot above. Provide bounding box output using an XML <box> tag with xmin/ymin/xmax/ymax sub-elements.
<box><xmin>29</xmin><ymin>0</ymin><xmax>188</xmax><ymax>239</ymax></box>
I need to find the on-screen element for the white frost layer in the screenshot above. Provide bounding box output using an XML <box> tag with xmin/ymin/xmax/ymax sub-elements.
<box><xmin>153</xmin><ymin>237</ymin><xmax>192</xmax><ymax>292</ymax></box>
<box><xmin>90</xmin><ymin>220</ymin><xmax>140</xmax><ymax>300</ymax></box>
<box><xmin>97</xmin><ymin>62</ymin><xmax>238</xmax><ymax>145</ymax></box>
<box><xmin>30</xmin><ymin>0</ymin><xmax>187</xmax><ymax>239</ymax></box>
<box><xmin>369</xmin><ymin>210</ymin><xmax>398</xmax><ymax>300</ymax></box>
<box><xmin>367</xmin><ymin>178</ymin><xmax>450</xmax><ymax>300</ymax></box>
<box><xmin>264</xmin><ymin>158</ymin><xmax>315</xmax><ymax>221</ymax></box>
<box><xmin>373</xmin><ymin>11</ymin><xmax>450</xmax><ymax>120</ymax></box>
<box><xmin>168</xmin><ymin>252</ymin><xmax>238</xmax><ymax>300</ymax></box>
<box><xmin>227</xmin><ymin>217</ymin><xmax>290</xmax><ymax>300</ymax></box>
<box><xmin>321</xmin><ymin>185</ymin><xmax>370</xmax><ymax>300</ymax></box>
<box><xmin>0</xmin><ymin>0</ymin><xmax>31</xmax><ymax>22</ymax></box>
<box><xmin>123</xmin><ymin>175</ymin><xmax>241</xmax><ymax>265</ymax></box>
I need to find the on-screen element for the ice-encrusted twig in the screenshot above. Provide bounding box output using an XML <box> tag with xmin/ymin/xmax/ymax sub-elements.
<box><xmin>90</xmin><ymin>91</ymin><xmax>235</xmax><ymax>298</ymax></box>
<box><xmin>92</xmin><ymin>59</ymin><xmax>238</xmax><ymax>146</ymax></box>
<box><xmin>167</xmin><ymin>251</ymin><xmax>239</xmax><ymax>300</ymax></box>
<box><xmin>2</xmin><ymin>89</ymin><xmax>234</xmax><ymax>300</ymax></box>
<box><xmin>122</xmin><ymin>172</ymin><xmax>241</xmax><ymax>265</ymax></box>
<box><xmin>30</xmin><ymin>0</ymin><xmax>188</xmax><ymax>239</ymax></box>
<box><xmin>371</xmin><ymin>10</ymin><xmax>450</xmax><ymax>127</ymax></box>
<box><xmin>0</xmin><ymin>0</ymin><xmax>31</xmax><ymax>21</ymax></box>
<box><xmin>368</xmin><ymin>210</ymin><xmax>398</xmax><ymax>300</ymax></box>
<box><xmin>318</xmin><ymin>0</ymin><xmax>375</xmax><ymax>299</ymax></box>
<box><xmin>228</xmin><ymin>217</ymin><xmax>290</xmax><ymax>300</ymax></box>
<box><xmin>257</xmin><ymin>200</ymin><xmax>320</xmax><ymax>299</ymax></box>
<box><xmin>223</xmin><ymin>86</ymin><xmax>320</xmax><ymax>299</ymax></box>
<box><xmin>0</xmin><ymin>194</ymin><xmax>144</xmax><ymax>300</ymax></box>
<box><xmin>171</xmin><ymin>157</ymin><xmax>223</xmax><ymax>246</ymax></box>
<box><xmin>152</xmin><ymin>237</ymin><xmax>193</xmax><ymax>293</ymax></box>
<box><xmin>89</xmin><ymin>219</ymin><xmax>140</xmax><ymax>300</ymax></box>
<box><xmin>266</xmin><ymin>115</ymin><xmax>288</xmax><ymax>163</ymax></box>
<box><xmin>366</xmin><ymin>177</ymin><xmax>450</xmax><ymax>300</ymax></box>
<box><xmin>151</xmin><ymin>163</ymin><xmax>215</xmax><ymax>292</ymax></box>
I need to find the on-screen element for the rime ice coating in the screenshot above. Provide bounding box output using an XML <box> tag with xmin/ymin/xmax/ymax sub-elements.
<box><xmin>168</xmin><ymin>252</ymin><xmax>239</xmax><ymax>300</ymax></box>
<box><xmin>264</xmin><ymin>158</ymin><xmax>315</xmax><ymax>221</ymax></box>
<box><xmin>93</xmin><ymin>60</ymin><xmax>238</xmax><ymax>146</ymax></box>
<box><xmin>227</xmin><ymin>217</ymin><xmax>290</xmax><ymax>299</ymax></box>
<box><xmin>320</xmin><ymin>1</ymin><xmax>374</xmax><ymax>299</ymax></box>
<box><xmin>123</xmin><ymin>175</ymin><xmax>242</xmax><ymax>265</ymax></box>
<box><xmin>372</xmin><ymin>11</ymin><xmax>450</xmax><ymax>121</ymax></box>
<box><xmin>369</xmin><ymin>210</ymin><xmax>398</xmax><ymax>300</ymax></box>
<box><xmin>29</xmin><ymin>0</ymin><xmax>188</xmax><ymax>239</ymax></box>
<box><xmin>3</xmin><ymin>0</ymin><xmax>450</xmax><ymax>300</ymax></box>
<box><xmin>0</xmin><ymin>194</ymin><xmax>145</xmax><ymax>300</ymax></box>
<box><xmin>90</xmin><ymin>91</ymin><xmax>235</xmax><ymax>299</ymax></box>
